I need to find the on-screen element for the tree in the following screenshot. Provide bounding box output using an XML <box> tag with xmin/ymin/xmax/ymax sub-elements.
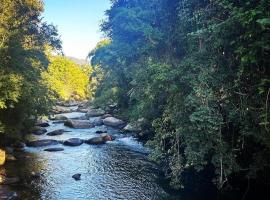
<box><xmin>91</xmin><ymin>0</ymin><xmax>270</xmax><ymax>196</ymax></box>
<box><xmin>43</xmin><ymin>56</ymin><xmax>92</xmax><ymax>101</ymax></box>
<box><xmin>0</xmin><ymin>0</ymin><xmax>61</xmax><ymax>134</ymax></box>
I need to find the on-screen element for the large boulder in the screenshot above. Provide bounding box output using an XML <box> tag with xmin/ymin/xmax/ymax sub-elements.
<box><xmin>103</xmin><ymin>117</ymin><xmax>125</xmax><ymax>128</ymax></box>
<box><xmin>63</xmin><ymin>138</ymin><xmax>83</xmax><ymax>146</ymax></box>
<box><xmin>86</xmin><ymin>108</ymin><xmax>105</xmax><ymax>117</ymax></box>
<box><xmin>35</xmin><ymin>119</ymin><xmax>50</xmax><ymax>127</ymax></box>
<box><xmin>47</xmin><ymin>129</ymin><xmax>66</xmax><ymax>136</ymax></box>
<box><xmin>89</xmin><ymin>117</ymin><xmax>103</xmax><ymax>126</ymax></box>
<box><xmin>26</xmin><ymin>139</ymin><xmax>59</xmax><ymax>147</ymax></box>
<box><xmin>64</xmin><ymin>119</ymin><xmax>94</xmax><ymax>129</ymax></box>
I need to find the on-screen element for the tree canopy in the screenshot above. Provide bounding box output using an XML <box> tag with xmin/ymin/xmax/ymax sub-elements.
<box><xmin>90</xmin><ymin>0</ymin><xmax>270</xmax><ymax>195</ymax></box>
<box><xmin>0</xmin><ymin>0</ymin><xmax>61</xmax><ymax>133</ymax></box>
<box><xmin>43</xmin><ymin>56</ymin><xmax>92</xmax><ymax>101</ymax></box>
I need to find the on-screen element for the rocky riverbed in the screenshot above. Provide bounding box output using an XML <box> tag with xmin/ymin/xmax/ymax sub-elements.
<box><xmin>0</xmin><ymin>102</ymin><xmax>174</xmax><ymax>200</ymax></box>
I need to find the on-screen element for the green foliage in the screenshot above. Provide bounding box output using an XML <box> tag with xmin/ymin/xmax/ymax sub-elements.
<box><xmin>91</xmin><ymin>0</ymin><xmax>270</xmax><ymax>192</ymax></box>
<box><xmin>0</xmin><ymin>0</ymin><xmax>61</xmax><ymax>133</ymax></box>
<box><xmin>43</xmin><ymin>56</ymin><xmax>92</xmax><ymax>101</ymax></box>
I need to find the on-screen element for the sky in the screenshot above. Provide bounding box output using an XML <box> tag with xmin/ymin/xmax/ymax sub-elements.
<box><xmin>43</xmin><ymin>0</ymin><xmax>111</xmax><ymax>59</ymax></box>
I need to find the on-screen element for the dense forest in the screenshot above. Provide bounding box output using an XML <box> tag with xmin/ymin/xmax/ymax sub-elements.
<box><xmin>0</xmin><ymin>0</ymin><xmax>61</xmax><ymax>134</ymax></box>
<box><xmin>89</xmin><ymin>0</ymin><xmax>270</xmax><ymax>198</ymax></box>
<box><xmin>0</xmin><ymin>0</ymin><xmax>270</xmax><ymax>199</ymax></box>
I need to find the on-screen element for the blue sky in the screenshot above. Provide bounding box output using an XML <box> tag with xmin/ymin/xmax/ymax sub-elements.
<box><xmin>43</xmin><ymin>0</ymin><xmax>111</xmax><ymax>59</ymax></box>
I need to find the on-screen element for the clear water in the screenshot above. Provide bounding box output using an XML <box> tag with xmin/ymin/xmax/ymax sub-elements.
<box><xmin>5</xmin><ymin>111</ymin><xmax>172</xmax><ymax>200</ymax></box>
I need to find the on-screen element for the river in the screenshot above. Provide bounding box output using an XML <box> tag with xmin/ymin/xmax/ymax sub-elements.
<box><xmin>3</xmin><ymin>109</ymin><xmax>176</xmax><ymax>200</ymax></box>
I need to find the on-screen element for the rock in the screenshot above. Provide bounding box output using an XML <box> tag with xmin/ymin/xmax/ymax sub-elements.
<box><xmin>52</xmin><ymin>120</ymin><xmax>66</xmax><ymax>124</ymax></box>
<box><xmin>63</xmin><ymin>138</ymin><xmax>83</xmax><ymax>146</ymax></box>
<box><xmin>0</xmin><ymin>149</ymin><xmax>5</xmax><ymax>165</ymax></box>
<box><xmin>6</xmin><ymin>154</ymin><xmax>16</xmax><ymax>161</ymax></box>
<box><xmin>70</xmin><ymin>115</ymin><xmax>87</xmax><ymax>120</ymax></box>
<box><xmin>86</xmin><ymin>108</ymin><xmax>105</xmax><ymax>117</ymax></box>
<box><xmin>78</xmin><ymin>100</ymin><xmax>90</xmax><ymax>109</ymax></box>
<box><xmin>57</xmin><ymin>100</ymin><xmax>78</xmax><ymax>107</ymax></box>
<box><xmin>86</xmin><ymin>137</ymin><xmax>106</xmax><ymax>145</ymax></box>
<box><xmin>123</xmin><ymin>123</ymin><xmax>142</xmax><ymax>132</ymax></box>
<box><xmin>31</xmin><ymin>172</ymin><xmax>43</xmax><ymax>179</ymax></box>
<box><xmin>47</xmin><ymin>129</ymin><xmax>66</xmax><ymax>136</ymax></box>
<box><xmin>64</xmin><ymin>119</ymin><xmax>94</xmax><ymax>129</ymax></box>
<box><xmin>0</xmin><ymin>176</ymin><xmax>20</xmax><ymax>185</ymax></box>
<box><xmin>50</xmin><ymin>115</ymin><xmax>68</xmax><ymax>121</ymax></box>
<box><xmin>0</xmin><ymin>186</ymin><xmax>17</xmax><ymax>200</ymax></box>
<box><xmin>72</xmin><ymin>173</ymin><xmax>81</xmax><ymax>181</ymax></box>
<box><xmin>31</xmin><ymin>126</ymin><xmax>47</xmax><ymax>135</ymax></box>
<box><xmin>52</xmin><ymin>106</ymin><xmax>75</xmax><ymax>114</ymax></box>
<box><xmin>5</xmin><ymin>147</ymin><xmax>13</xmax><ymax>154</ymax></box>
<box><xmin>95</xmin><ymin>126</ymin><xmax>108</xmax><ymax>134</ymax></box>
<box><xmin>35</xmin><ymin>119</ymin><xmax>50</xmax><ymax>127</ymax></box>
<box><xmin>12</xmin><ymin>142</ymin><xmax>26</xmax><ymax>151</ymax></box>
<box><xmin>101</xmin><ymin>114</ymin><xmax>112</xmax><ymax>119</ymax></box>
<box><xmin>76</xmin><ymin>108</ymin><xmax>89</xmax><ymax>113</ymax></box>
<box><xmin>44</xmin><ymin>147</ymin><xmax>64</xmax><ymax>152</ymax></box>
<box><xmin>26</xmin><ymin>139</ymin><xmax>59</xmax><ymax>147</ymax></box>
<box><xmin>101</xmin><ymin>133</ymin><xmax>114</xmax><ymax>142</ymax></box>
<box><xmin>103</xmin><ymin>117</ymin><xmax>125</xmax><ymax>128</ymax></box>
<box><xmin>89</xmin><ymin>117</ymin><xmax>103</xmax><ymax>126</ymax></box>
<box><xmin>95</xmin><ymin>130</ymin><xmax>107</xmax><ymax>134</ymax></box>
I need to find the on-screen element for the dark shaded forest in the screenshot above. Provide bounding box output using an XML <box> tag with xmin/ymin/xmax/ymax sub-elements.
<box><xmin>89</xmin><ymin>0</ymin><xmax>270</xmax><ymax>199</ymax></box>
<box><xmin>0</xmin><ymin>0</ymin><xmax>270</xmax><ymax>199</ymax></box>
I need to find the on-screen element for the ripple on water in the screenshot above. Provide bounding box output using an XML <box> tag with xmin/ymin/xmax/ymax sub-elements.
<box><xmin>6</xmin><ymin>111</ymin><xmax>170</xmax><ymax>200</ymax></box>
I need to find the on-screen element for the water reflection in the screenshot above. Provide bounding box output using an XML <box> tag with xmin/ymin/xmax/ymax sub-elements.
<box><xmin>4</xmin><ymin>111</ymin><xmax>171</xmax><ymax>200</ymax></box>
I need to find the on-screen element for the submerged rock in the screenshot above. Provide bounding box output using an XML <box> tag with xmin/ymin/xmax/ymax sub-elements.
<box><xmin>47</xmin><ymin>129</ymin><xmax>66</xmax><ymax>136</ymax></box>
<box><xmin>26</xmin><ymin>139</ymin><xmax>59</xmax><ymax>147</ymax></box>
<box><xmin>63</xmin><ymin>138</ymin><xmax>83</xmax><ymax>146</ymax></box>
<box><xmin>86</xmin><ymin>108</ymin><xmax>105</xmax><ymax>117</ymax></box>
<box><xmin>72</xmin><ymin>173</ymin><xmax>81</xmax><ymax>181</ymax></box>
<box><xmin>103</xmin><ymin>117</ymin><xmax>125</xmax><ymax>128</ymax></box>
<box><xmin>64</xmin><ymin>119</ymin><xmax>94</xmax><ymax>129</ymax></box>
<box><xmin>44</xmin><ymin>148</ymin><xmax>64</xmax><ymax>152</ymax></box>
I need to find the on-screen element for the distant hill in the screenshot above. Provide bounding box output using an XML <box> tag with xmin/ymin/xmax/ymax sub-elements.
<box><xmin>67</xmin><ymin>56</ymin><xmax>89</xmax><ymax>66</ymax></box>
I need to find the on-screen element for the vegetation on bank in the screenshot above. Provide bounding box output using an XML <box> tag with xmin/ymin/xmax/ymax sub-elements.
<box><xmin>0</xmin><ymin>0</ymin><xmax>61</xmax><ymax>134</ymax></box>
<box><xmin>90</xmin><ymin>0</ymin><xmax>270</xmax><ymax>195</ymax></box>
<box><xmin>42</xmin><ymin>56</ymin><xmax>92</xmax><ymax>101</ymax></box>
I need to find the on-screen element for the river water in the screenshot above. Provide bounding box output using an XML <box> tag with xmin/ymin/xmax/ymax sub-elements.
<box><xmin>4</xmin><ymin>111</ymin><xmax>175</xmax><ymax>200</ymax></box>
